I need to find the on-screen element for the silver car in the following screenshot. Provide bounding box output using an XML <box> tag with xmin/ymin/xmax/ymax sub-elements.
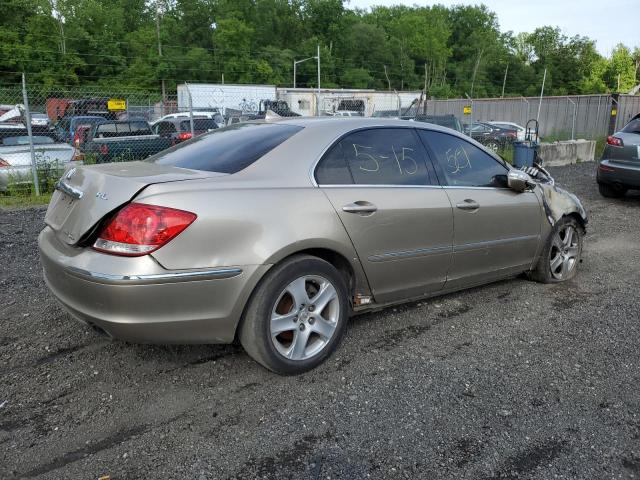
<box><xmin>39</xmin><ymin>118</ymin><xmax>587</xmax><ymax>374</ymax></box>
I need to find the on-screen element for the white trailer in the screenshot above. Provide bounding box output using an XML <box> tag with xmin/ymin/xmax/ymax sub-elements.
<box><xmin>177</xmin><ymin>84</ymin><xmax>277</xmax><ymax>116</ymax></box>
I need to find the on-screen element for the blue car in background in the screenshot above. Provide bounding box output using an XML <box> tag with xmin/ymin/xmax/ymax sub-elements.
<box><xmin>53</xmin><ymin>115</ymin><xmax>107</xmax><ymax>144</ymax></box>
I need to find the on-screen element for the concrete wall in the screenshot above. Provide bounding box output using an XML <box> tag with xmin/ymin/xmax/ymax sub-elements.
<box><xmin>538</xmin><ymin>140</ymin><xmax>596</xmax><ymax>167</ymax></box>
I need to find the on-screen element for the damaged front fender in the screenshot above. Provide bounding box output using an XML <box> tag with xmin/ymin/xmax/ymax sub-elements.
<box><xmin>518</xmin><ymin>165</ymin><xmax>588</xmax><ymax>228</ymax></box>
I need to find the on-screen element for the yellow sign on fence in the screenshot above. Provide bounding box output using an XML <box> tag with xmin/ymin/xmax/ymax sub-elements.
<box><xmin>107</xmin><ymin>99</ymin><xmax>126</xmax><ymax>111</ymax></box>
<box><xmin>463</xmin><ymin>105</ymin><xmax>472</xmax><ymax>115</ymax></box>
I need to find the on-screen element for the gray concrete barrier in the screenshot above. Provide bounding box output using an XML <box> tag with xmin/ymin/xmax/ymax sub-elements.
<box><xmin>538</xmin><ymin>140</ymin><xmax>596</xmax><ymax>167</ymax></box>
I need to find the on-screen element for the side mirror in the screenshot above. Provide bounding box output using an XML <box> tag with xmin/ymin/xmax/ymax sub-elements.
<box><xmin>507</xmin><ymin>169</ymin><xmax>533</xmax><ymax>193</ymax></box>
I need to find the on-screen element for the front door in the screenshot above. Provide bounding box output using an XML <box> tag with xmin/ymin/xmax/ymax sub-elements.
<box><xmin>315</xmin><ymin>127</ymin><xmax>454</xmax><ymax>303</ymax></box>
<box><xmin>418</xmin><ymin>129</ymin><xmax>542</xmax><ymax>289</ymax></box>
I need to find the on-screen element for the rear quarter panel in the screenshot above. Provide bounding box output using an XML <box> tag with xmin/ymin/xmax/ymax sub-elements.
<box><xmin>136</xmin><ymin>183</ymin><xmax>365</xmax><ymax>277</ymax></box>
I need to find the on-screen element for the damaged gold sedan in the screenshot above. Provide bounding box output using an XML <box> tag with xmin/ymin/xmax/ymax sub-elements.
<box><xmin>39</xmin><ymin>118</ymin><xmax>587</xmax><ymax>374</ymax></box>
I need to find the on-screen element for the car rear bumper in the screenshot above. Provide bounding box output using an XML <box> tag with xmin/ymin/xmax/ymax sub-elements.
<box><xmin>597</xmin><ymin>159</ymin><xmax>640</xmax><ymax>189</ymax></box>
<box><xmin>38</xmin><ymin>226</ymin><xmax>269</xmax><ymax>344</ymax></box>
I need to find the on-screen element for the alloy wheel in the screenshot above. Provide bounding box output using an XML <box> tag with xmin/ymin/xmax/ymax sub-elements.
<box><xmin>549</xmin><ymin>224</ymin><xmax>580</xmax><ymax>280</ymax></box>
<box><xmin>270</xmin><ymin>275</ymin><xmax>340</xmax><ymax>361</ymax></box>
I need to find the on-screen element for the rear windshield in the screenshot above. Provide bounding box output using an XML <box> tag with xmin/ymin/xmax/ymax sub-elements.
<box><xmin>179</xmin><ymin>119</ymin><xmax>218</xmax><ymax>131</ymax></box>
<box><xmin>148</xmin><ymin>123</ymin><xmax>302</xmax><ymax>174</ymax></box>
<box><xmin>622</xmin><ymin>118</ymin><xmax>640</xmax><ymax>134</ymax></box>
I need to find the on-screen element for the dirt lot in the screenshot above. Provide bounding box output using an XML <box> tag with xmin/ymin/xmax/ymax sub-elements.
<box><xmin>1</xmin><ymin>161</ymin><xmax>639</xmax><ymax>480</ymax></box>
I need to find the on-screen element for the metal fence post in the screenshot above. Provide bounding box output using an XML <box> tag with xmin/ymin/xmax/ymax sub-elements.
<box><xmin>185</xmin><ymin>82</ymin><xmax>195</xmax><ymax>137</ymax></box>
<box><xmin>21</xmin><ymin>73</ymin><xmax>40</xmax><ymax>196</ymax></box>
<box><xmin>567</xmin><ymin>97</ymin><xmax>577</xmax><ymax>140</ymax></box>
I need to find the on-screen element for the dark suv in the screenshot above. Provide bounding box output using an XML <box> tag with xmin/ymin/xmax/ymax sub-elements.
<box><xmin>597</xmin><ymin>114</ymin><xmax>640</xmax><ymax>198</ymax></box>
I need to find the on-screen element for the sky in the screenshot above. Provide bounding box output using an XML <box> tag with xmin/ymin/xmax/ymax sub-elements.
<box><xmin>347</xmin><ymin>0</ymin><xmax>640</xmax><ymax>55</ymax></box>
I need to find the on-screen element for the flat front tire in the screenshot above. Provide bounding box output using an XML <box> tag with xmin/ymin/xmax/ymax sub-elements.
<box><xmin>239</xmin><ymin>255</ymin><xmax>349</xmax><ymax>374</ymax></box>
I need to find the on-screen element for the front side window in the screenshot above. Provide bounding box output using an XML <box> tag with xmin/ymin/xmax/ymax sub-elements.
<box><xmin>316</xmin><ymin>128</ymin><xmax>432</xmax><ymax>186</ymax></box>
<box><xmin>148</xmin><ymin>123</ymin><xmax>302</xmax><ymax>174</ymax></box>
<box><xmin>418</xmin><ymin>130</ymin><xmax>508</xmax><ymax>188</ymax></box>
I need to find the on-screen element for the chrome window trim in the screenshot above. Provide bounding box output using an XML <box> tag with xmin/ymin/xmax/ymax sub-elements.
<box><xmin>66</xmin><ymin>266</ymin><xmax>243</xmax><ymax>285</ymax></box>
<box><xmin>317</xmin><ymin>184</ymin><xmax>444</xmax><ymax>189</ymax></box>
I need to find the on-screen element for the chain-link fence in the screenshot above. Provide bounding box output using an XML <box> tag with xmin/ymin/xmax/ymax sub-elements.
<box><xmin>1</xmin><ymin>78</ymin><xmax>638</xmax><ymax>200</ymax></box>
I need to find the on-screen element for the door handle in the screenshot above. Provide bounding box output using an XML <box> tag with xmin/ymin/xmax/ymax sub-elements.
<box><xmin>342</xmin><ymin>201</ymin><xmax>378</xmax><ymax>215</ymax></box>
<box><xmin>456</xmin><ymin>199</ymin><xmax>480</xmax><ymax>211</ymax></box>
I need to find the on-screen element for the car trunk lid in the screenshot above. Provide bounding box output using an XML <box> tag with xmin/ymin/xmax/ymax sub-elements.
<box><xmin>607</xmin><ymin>132</ymin><xmax>640</xmax><ymax>163</ymax></box>
<box><xmin>45</xmin><ymin>161</ymin><xmax>222</xmax><ymax>245</ymax></box>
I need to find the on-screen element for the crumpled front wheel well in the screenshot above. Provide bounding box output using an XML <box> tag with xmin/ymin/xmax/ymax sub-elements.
<box><xmin>565</xmin><ymin>212</ymin><xmax>587</xmax><ymax>233</ymax></box>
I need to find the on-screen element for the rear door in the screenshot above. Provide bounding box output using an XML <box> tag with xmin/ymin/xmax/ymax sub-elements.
<box><xmin>418</xmin><ymin>129</ymin><xmax>541</xmax><ymax>289</ymax></box>
<box><xmin>316</xmin><ymin>127</ymin><xmax>453</xmax><ymax>303</ymax></box>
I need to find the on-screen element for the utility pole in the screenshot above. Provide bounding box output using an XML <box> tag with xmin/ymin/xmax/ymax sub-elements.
<box><xmin>317</xmin><ymin>44</ymin><xmax>321</xmax><ymax>117</ymax></box>
<box><xmin>156</xmin><ymin>0</ymin><xmax>165</xmax><ymax>101</ymax></box>
<box><xmin>470</xmin><ymin>48</ymin><xmax>483</xmax><ymax>98</ymax></box>
<box><xmin>536</xmin><ymin>67</ymin><xmax>547</xmax><ymax>122</ymax></box>
<box><xmin>501</xmin><ymin>63</ymin><xmax>509</xmax><ymax>98</ymax></box>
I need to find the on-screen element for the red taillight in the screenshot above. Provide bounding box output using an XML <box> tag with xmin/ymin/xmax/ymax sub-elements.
<box><xmin>178</xmin><ymin>132</ymin><xmax>193</xmax><ymax>141</ymax></box>
<box><xmin>599</xmin><ymin>164</ymin><xmax>616</xmax><ymax>173</ymax></box>
<box><xmin>607</xmin><ymin>135</ymin><xmax>623</xmax><ymax>147</ymax></box>
<box><xmin>99</xmin><ymin>144</ymin><xmax>109</xmax><ymax>155</ymax></box>
<box><xmin>0</xmin><ymin>157</ymin><xmax>10</xmax><ymax>167</ymax></box>
<box><xmin>92</xmin><ymin>203</ymin><xmax>197</xmax><ymax>256</ymax></box>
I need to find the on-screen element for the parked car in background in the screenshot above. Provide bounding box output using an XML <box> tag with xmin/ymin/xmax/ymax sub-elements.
<box><xmin>487</xmin><ymin>121</ymin><xmax>541</xmax><ymax>142</ymax></box>
<box><xmin>0</xmin><ymin>135</ymin><xmax>75</xmax><ymax>191</ymax></box>
<box><xmin>82</xmin><ymin>120</ymin><xmax>171</xmax><ymax>163</ymax></box>
<box><xmin>334</xmin><ymin>110</ymin><xmax>363</xmax><ymax>117</ymax></box>
<box><xmin>54</xmin><ymin>115</ymin><xmax>107</xmax><ymax>144</ymax></box>
<box><xmin>152</xmin><ymin>117</ymin><xmax>218</xmax><ymax>145</ymax></box>
<box><xmin>463</xmin><ymin>121</ymin><xmax>517</xmax><ymax>151</ymax></box>
<box><xmin>412</xmin><ymin>114</ymin><xmax>463</xmax><ymax>133</ymax></box>
<box><xmin>597</xmin><ymin>113</ymin><xmax>640</xmax><ymax>198</ymax></box>
<box><xmin>40</xmin><ymin>118</ymin><xmax>587</xmax><ymax>374</ymax></box>
<box><xmin>0</xmin><ymin>107</ymin><xmax>52</xmax><ymax>134</ymax></box>
<box><xmin>30</xmin><ymin>113</ymin><xmax>52</xmax><ymax>129</ymax></box>
<box><xmin>155</xmin><ymin>111</ymin><xmax>225</xmax><ymax>129</ymax></box>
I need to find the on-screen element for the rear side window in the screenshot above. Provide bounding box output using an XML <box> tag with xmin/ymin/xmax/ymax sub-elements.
<box><xmin>148</xmin><ymin>123</ymin><xmax>302</xmax><ymax>174</ymax></box>
<box><xmin>622</xmin><ymin>118</ymin><xmax>640</xmax><ymax>134</ymax></box>
<box><xmin>180</xmin><ymin>119</ymin><xmax>218</xmax><ymax>131</ymax></box>
<box><xmin>419</xmin><ymin>130</ymin><xmax>507</xmax><ymax>187</ymax></box>
<box><xmin>129</xmin><ymin>122</ymin><xmax>151</xmax><ymax>135</ymax></box>
<box><xmin>95</xmin><ymin>123</ymin><xmax>118</xmax><ymax>138</ymax></box>
<box><xmin>316</xmin><ymin>128</ymin><xmax>433</xmax><ymax>186</ymax></box>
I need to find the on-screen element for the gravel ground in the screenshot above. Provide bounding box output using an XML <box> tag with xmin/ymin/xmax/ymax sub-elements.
<box><xmin>1</xmin><ymin>161</ymin><xmax>639</xmax><ymax>480</ymax></box>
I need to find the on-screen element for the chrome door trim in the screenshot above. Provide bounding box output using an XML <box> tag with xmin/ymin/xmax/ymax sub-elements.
<box><xmin>453</xmin><ymin>234</ymin><xmax>540</xmax><ymax>253</ymax></box>
<box><xmin>368</xmin><ymin>245</ymin><xmax>452</xmax><ymax>263</ymax></box>
<box><xmin>65</xmin><ymin>266</ymin><xmax>243</xmax><ymax>285</ymax></box>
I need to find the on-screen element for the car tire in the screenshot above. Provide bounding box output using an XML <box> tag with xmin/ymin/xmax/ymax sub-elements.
<box><xmin>485</xmin><ymin>140</ymin><xmax>500</xmax><ymax>152</ymax></box>
<box><xmin>239</xmin><ymin>255</ymin><xmax>349</xmax><ymax>375</ymax></box>
<box><xmin>528</xmin><ymin>216</ymin><xmax>583</xmax><ymax>284</ymax></box>
<box><xmin>598</xmin><ymin>183</ymin><xmax>626</xmax><ymax>198</ymax></box>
